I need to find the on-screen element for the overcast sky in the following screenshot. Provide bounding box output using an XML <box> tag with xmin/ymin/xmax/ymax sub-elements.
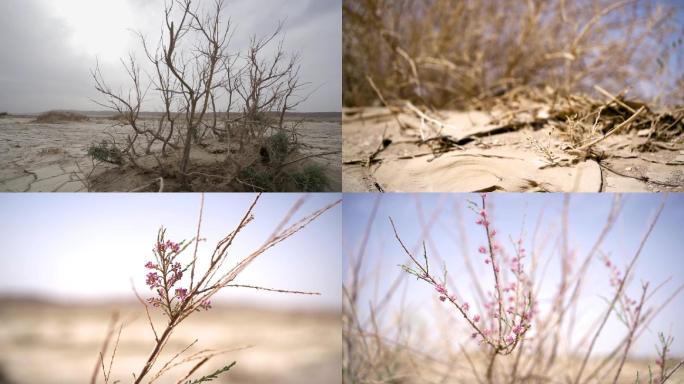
<box><xmin>0</xmin><ymin>193</ymin><xmax>342</xmax><ymax>311</ymax></box>
<box><xmin>344</xmin><ymin>193</ymin><xmax>684</xmax><ymax>357</ymax></box>
<box><xmin>0</xmin><ymin>0</ymin><xmax>341</xmax><ymax>113</ymax></box>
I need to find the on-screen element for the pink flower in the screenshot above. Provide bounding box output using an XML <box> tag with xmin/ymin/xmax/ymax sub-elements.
<box><xmin>168</xmin><ymin>262</ymin><xmax>183</xmax><ymax>286</ymax></box>
<box><xmin>462</xmin><ymin>302</ymin><xmax>470</xmax><ymax>311</ymax></box>
<box><xmin>435</xmin><ymin>284</ymin><xmax>447</xmax><ymax>295</ymax></box>
<box><xmin>146</xmin><ymin>272</ymin><xmax>160</xmax><ymax>288</ymax></box>
<box><xmin>439</xmin><ymin>295</ymin><xmax>446</xmax><ymax>302</ymax></box>
<box><xmin>505</xmin><ymin>335</ymin><xmax>514</xmax><ymax>344</ymax></box>
<box><xmin>485</xmin><ymin>258</ymin><xmax>491</xmax><ymax>264</ymax></box>
<box><xmin>478</xmin><ymin>246</ymin><xmax>487</xmax><ymax>254</ymax></box>
<box><xmin>199</xmin><ymin>300</ymin><xmax>212</xmax><ymax>310</ymax></box>
<box><xmin>165</xmin><ymin>240</ymin><xmax>180</xmax><ymax>253</ymax></box>
<box><xmin>175</xmin><ymin>288</ymin><xmax>188</xmax><ymax>301</ymax></box>
<box><xmin>147</xmin><ymin>297</ymin><xmax>162</xmax><ymax>307</ymax></box>
<box><xmin>490</xmin><ymin>229</ymin><xmax>497</xmax><ymax>236</ymax></box>
<box><xmin>512</xmin><ymin>325</ymin><xmax>524</xmax><ymax>335</ymax></box>
<box><xmin>473</xmin><ymin>314</ymin><xmax>480</xmax><ymax>322</ymax></box>
<box><xmin>145</xmin><ymin>261</ymin><xmax>156</xmax><ymax>269</ymax></box>
<box><xmin>471</xmin><ymin>332</ymin><xmax>478</xmax><ymax>339</ymax></box>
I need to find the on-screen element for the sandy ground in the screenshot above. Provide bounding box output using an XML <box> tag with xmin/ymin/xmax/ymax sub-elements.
<box><xmin>0</xmin><ymin>300</ymin><xmax>341</xmax><ymax>384</ymax></box>
<box><xmin>0</xmin><ymin>117</ymin><xmax>125</xmax><ymax>192</ymax></box>
<box><xmin>342</xmin><ymin>108</ymin><xmax>684</xmax><ymax>192</ymax></box>
<box><xmin>0</xmin><ymin>114</ymin><xmax>341</xmax><ymax>192</ymax></box>
<box><xmin>347</xmin><ymin>346</ymin><xmax>684</xmax><ymax>384</ymax></box>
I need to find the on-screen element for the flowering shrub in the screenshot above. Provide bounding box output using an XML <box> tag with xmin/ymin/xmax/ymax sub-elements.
<box><xmin>391</xmin><ymin>194</ymin><xmax>538</xmax><ymax>381</ymax></box>
<box><xmin>396</xmin><ymin>195</ymin><xmax>534</xmax><ymax>357</ymax></box>
<box><xmin>90</xmin><ymin>193</ymin><xmax>340</xmax><ymax>384</ymax></box>
<box><xmin>345</xmin><ymin>194</ymin><xmax>683</xmax><ymax>384</ymax></box>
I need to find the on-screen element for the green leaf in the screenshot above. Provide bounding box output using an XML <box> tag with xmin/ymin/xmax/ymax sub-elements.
<box><xmin>185</xmin><ymin>362</ymin><xmax>237</xmax><ymax>384</ymax></box>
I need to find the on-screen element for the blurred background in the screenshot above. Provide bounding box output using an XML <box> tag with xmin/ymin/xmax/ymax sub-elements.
<box><xmin>343</xmin><ymin>0</ymin><xmax>684</xmax><ymax>108</ymax></box>
<box><xmin>343</xmin><ymin>193</ymin><xmax>684</xmax><ymax>382</ymax></box>
<box><xmin>0</xmin><ymin>193</ymin><xmax>341</xmax><ymax>384</ymax></box>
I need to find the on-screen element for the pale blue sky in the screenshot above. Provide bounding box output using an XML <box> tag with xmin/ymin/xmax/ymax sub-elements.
<box><xmin>0</xmin><ymin>193</ymin><xmax>341</xmax><ymax>311</ymax></box>
<box><xmin>343</xmin><ymin>193</ymin><xmax>684</xmax><ymax>357</ymax></box>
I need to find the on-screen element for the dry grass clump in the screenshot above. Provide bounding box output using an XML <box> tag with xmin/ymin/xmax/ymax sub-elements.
<box><xmin>343</xmin><ymin>0</ymin><xmax>684</xmax><ymax>110</ymax></box>
<box><xmin>345</xmin><ymin>0</ymin><xmax>684</xmax><ymax>159</ymax></box>
<box><xmin>485</xmin><ymin>85</ymin><xmax>684</xmax><ymax>154</ymax></box>
<box><xmin>33</xmin><ymin>110</ymin><xmax>89</xmax><ymax>124</ymax></box>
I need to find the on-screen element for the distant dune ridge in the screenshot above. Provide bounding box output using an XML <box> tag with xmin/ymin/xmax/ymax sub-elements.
<box><xmin>32</xmin><ymin>110</ymin><xmax>89</xmax><ymax>124</ymax></box>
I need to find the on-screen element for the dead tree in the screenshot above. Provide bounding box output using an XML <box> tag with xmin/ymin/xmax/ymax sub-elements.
<box><xmin>92</xmin><ymin>0</ymin><xmax>309</xmax><ymax>189</ymax></box>
<box><xmin>236</xmin><ymin>25</ymin><xmax>304</xmax><ymax>141</ymax></box>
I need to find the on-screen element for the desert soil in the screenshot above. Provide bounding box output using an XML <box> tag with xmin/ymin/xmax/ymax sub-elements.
<box><xmin>0</xmin><ymin>300</ymin><xmax>341</xmax><ymax>384</ymax></box>
<box><xmin>0</xmin><ymin>115</ymin><xmax>341</xmax><ymax>192</ymax></box>
<box><xmin>356</xmin><ymin>346</ymin><xmax>684</xmax><ymax>384</ymax></box>
<box><xmin>342</xmin><ymin>108</ymin><xmax>684</xmax><ymax>192</ymax></box>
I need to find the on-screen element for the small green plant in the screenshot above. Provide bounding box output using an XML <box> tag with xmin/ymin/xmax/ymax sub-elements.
<box><xmin>88</xmin><ymin>141</ymin><xmax>124</xmax><ymax>165</ymax></box>
<box><xmin>238</xmin><ymin>166</ymin><xmax>275</xmax><ymax>191</ymax></box>
<box><xmin>291</xmin><ymin>164</ymin><xmax>329</xmax><ymax>192</ymax></box>
<box><xmin>184</xmin><ymin>362</ymin><xmax>236</xmax><ymax>383</ymax></box>
<box><xmin>264</xmin><ymin>131</ymin><xmax>292</xmax><ymax>165</ymax></box>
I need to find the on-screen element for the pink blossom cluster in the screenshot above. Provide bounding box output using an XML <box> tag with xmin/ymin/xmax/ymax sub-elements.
<box><xmin>434</xmin><ymin>283</ymin><xmax>476</xmax><ymax>320</ymax></box>
<box><xmin>602</xmin><ymin>255</ymin><xmax>643</xmax><ymax>317</ymax></box>
<box><xmin>475</xmin><ymin>208</ymin><xmax>490</xmax><ymax>227</ymax></box>
<box><xmin>603</xmin><ymin>255</ymin><xmax>623</xmax><ymax>288</ymax></box>
<box><xmin>175</xmin><ymin>287</ymin><xmax>188</xmax><ymax>301</ymax></box>
<box><xmin>478</xmin><ymin>225</ymin><xmax>501</xmax><ymax>272</ymax></box>
<box><xmin>142</xmin><ymin>234</ymin><xmax>210</xmax><ymax>312</ymax></box>
<box><xmin>157</xmin><ymin>240</ymin><xmax>181</xmax><ymax>254</ymax></box>
<box><xmin>199</xmin><ymin>300</ymin><xmax>212</xmax><ymax>310</ymax></box>
<box><xmin>473</xmin><ymin>196</ymin><xmax>534</xmax><ymax>348</ymax></box>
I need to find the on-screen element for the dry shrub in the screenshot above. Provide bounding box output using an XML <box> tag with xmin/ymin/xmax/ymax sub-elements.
<box><xmin>343</xmin><ymin>0</ymin><xmax>684</xmax><ymax>109</ymax></box>
<box><xmin>33</xmin><ymin>110</ymin><xmax>89</xmax><ymax>123</ymax></box>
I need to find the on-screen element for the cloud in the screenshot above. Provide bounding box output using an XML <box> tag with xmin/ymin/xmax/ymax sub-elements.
<box><xmin>0</xmin><ymin>0</ymin><xmax>94</xmax><ymax>112</ymax></box>
<box><xmin>0</xmin><ymin>0</ymin><xmax>341</xmax><ymax>113</ymax></box>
